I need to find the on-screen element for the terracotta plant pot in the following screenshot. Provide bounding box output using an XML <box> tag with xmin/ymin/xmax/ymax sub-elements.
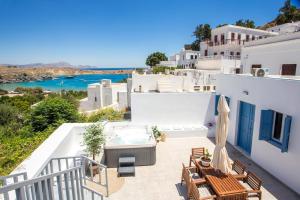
<box><xmin>160</xmin><ymin>133</ymin><xmax>166</xmax><ymax>142</ymax></box>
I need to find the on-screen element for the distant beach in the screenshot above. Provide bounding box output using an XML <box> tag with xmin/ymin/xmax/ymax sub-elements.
<box><xmin>0</xmin><ymin>74</ymin><xmax>131</xmax><ymax>91</ymax></box>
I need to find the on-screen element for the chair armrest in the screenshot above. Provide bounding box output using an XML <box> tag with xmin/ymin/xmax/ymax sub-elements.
<box><xmin>247</xmin><ymin>189</ymin><xmax>262</xmax><ymax>194</ymax></box>
<box><xmin>233</xmin><ymin>174</ymin><xmax>247</xmax><ymax>181</ymax></box>
<box><xmin>193</xmin><ymin>178</ymin><xmax>206</xmax><ymax>185</ymax></box>
<box><xmin>186</xmin><ymin>166</ymin><xmax>198</xmax><ymax>173</ymax></box>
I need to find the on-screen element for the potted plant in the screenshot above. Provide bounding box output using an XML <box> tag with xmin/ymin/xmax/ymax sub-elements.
<box><xmin>83</xmin><ymin>123</ymin><xmax>105</xmax><ymax>161</ymax></box>
<box><xmin>201</xmin><ymin>149</ymin><xmax>212</xmax><ymax>167</ymax></box>
<box><xmin>152</xmin><ymin>126</ymin><xmax>162</xmax><ymax>142</ymax></box>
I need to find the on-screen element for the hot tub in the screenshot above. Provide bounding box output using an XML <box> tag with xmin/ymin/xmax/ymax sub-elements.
<box><xmin>104</xmin><ymin>123</ymin><xmax>156</xmax><ymax>168</ymax></box>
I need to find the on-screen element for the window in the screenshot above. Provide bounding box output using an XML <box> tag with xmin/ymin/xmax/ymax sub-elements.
<box><xmin>273</xmin><ymin>112</ymin><xmax>283</xmax><ymax>142</ymax></box>
<box><xmin>214</xmin><ymin>52</ymin><xmax>218</xmax><ymax>56</ymax></box>
<box><xmin>259</xmin><ymin>36</ymin><xmax>262</xmax><ymax>39</ymax></box>
<box><xmin>236</xmin><ymin>52</ymin><xmax>240</xmax><ymax>56</ymax></box>
<box><xmin>204</xmin><ymin>50</ymin><xmax>208</xmax><ymax>56</ymax></box>
<box><xmin>215</xmin><ymin>95</ymin><xmax>230</xmax><ymax>115</ymax></box>
<box><xmin>252</xmin><ymin>35</ymin><xmax>255</xmax><ymax>41</ymax></box>
<box><xmin>259</xmin><ymin>110</ymin><xmax>292</xmax><ymax>152</ymax></box>
<box><xmin>220</xmin><ymin>52</ymin><xmax>224</xmax><ymax>55</ymax></box>
<box><xmin>281</xmin><ymin>64</ymin><xmax>297</xmax><ymax>76</ymax></box>
<box><xmin>214</xmin><ymin>35</ymin><xmax>218</xmax><ymax>43</ymax></box>
<box><xmin>231</xmin><ymin>33</ymin><xmax>235</xmax><ymax>41</ymax></box>
<box><xmin>246</xmin><ymin>35</ymin><xmax>250</xmax><ymax>42</ymax></box>
<box><xmin>221</xmin><ymin>34</ymin><xmax>225</xmax><ymax>44</ymax></box>
<box><xmin>94</xmin><ymin>97</ymin><xmax>97</xmax><ymax>102</ymax></box>
<box><xmin>195</xmin><ymin>55</ymin><xmax>197</xmax><ymax>59</ymax></box>
<box><xmin>230</xmin><ymin>52</ymin><xmax>234</xmax><ymax>56</ymax></box>
<box><xmin>238</xmin><ymin>34</ymin><xmax>241</xmax><ymax>44</ymax></box>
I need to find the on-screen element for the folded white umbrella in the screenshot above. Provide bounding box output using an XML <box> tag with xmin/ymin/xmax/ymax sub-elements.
<box><xmin>212</xmin><ymin>95</ymin><xmax>231</xmax><ymax>173</ymax></box>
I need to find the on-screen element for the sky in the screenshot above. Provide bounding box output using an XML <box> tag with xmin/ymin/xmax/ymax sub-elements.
<box><xmin>0</xmin><ymin>0</ymin><xmax>298</xmax><ymax>68</ymax></box>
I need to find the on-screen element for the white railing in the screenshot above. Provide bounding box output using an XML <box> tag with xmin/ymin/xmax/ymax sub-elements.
<box><xmin>198</xmin><ymin>55</ymin><xmax>240</xmax><ymax>60</ymax></box>
<box><xmin>39</xmin><ymin>156</ymin><xmax>109</xmax><ymax>197</ymax></box>
<box><xmin>0</xmin><ymin>166</ymin><xmax>104</xmax><ymax>200</ymax></box>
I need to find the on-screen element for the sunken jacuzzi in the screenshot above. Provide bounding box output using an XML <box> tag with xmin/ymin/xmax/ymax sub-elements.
<box><xmin>104</xmin><ymin>123</ymin><xmax>156</xmax><ymax>168</ymax></box>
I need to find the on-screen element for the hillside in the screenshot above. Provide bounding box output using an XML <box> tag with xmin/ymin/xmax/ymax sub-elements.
<box><xmin>0</xmin><ymin>66</ymin><xmax>133</xmax><ymax>84</ymax></box>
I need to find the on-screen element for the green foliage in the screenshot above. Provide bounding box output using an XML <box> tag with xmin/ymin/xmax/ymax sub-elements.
<box><xmin>152</xmin><ymin>126</ymin><xmax>161</xmax><ymax>139</ymax></box>
<box><xmin>152</xmin><ymin>66</ymin><xmax>176</xmax><ymax>74</ymax></box>
<box><xmin>135</xmin><ymin>68</ymin><xmax>145</xmax><ymax>74</ymax></box>
<box><xmin>83</xmin><ymin>123</ymin><xmax>105</xmax><ymax>160</ymax></box>
<box><xmin>0</xmin><ymin>104</ymin><xmax>20</xmax><ymax>126</ymax></box>
<box><xmin>276</xmin><ymin>0</ymin><xmax>300</xmax><ymax>25</ymax></box>
<box><xmin>190</xmin><ymin>40</ymin><xmax>200</xmax><ymax>51</ymax></box>
<box><xmin>0</xmin><ymin>89</ymin><xmax>87</xmax><ymax>175</ymax></box>
<box><xmin>193</xmin><ymin>24</ymin><xmax>211</xmax><ymax>41</ymax></box>
<box><xmin>87</xmin><ymin>108</ymin><xmax>124</xmax><ymax>122</ymax></box>
<box><xmin>146</xmin><ymin>52</ymin><xmax>168</xmax><ymax>67</ymax></box>
<box><xmin>235</xmin><ymin>19</ymin><xmax>256</xmax><ymax>28</ymax></box>
<box><xmin>0</xmin><ymin>126</ymin><xmax>56</xmax><ymax>175</ymax></box>
<box><xmin>30</xmin><ymin>97</ymin><xmax>79</xmax><ymax>131</ymax></box>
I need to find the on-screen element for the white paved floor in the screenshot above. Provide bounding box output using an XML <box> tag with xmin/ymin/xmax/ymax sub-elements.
<box><xmin>108</xmin><ymin>137</ymin><xmax>299</xmax><ymax>200</ymax></box>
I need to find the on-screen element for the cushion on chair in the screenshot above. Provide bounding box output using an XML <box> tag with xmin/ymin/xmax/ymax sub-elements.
<box><xmin>188</xmin><ymin>169</ymin><xmax>201</xmax><ymax>179</ymax></box>
<box><xmin>239</xmin><ymin>181</ymin><xmax>253</xmax><ymax>191</ymax></box>
<box><xmin>198</xmin><ymin>184</ymin><xmax>215</xmax><ymax>197</ymax></box>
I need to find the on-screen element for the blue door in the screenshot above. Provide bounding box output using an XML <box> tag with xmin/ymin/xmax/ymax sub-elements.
<box><xmin>237</xmin><ymin>101</ymin><xmax>255</xmax><ymax>154</ymax></box>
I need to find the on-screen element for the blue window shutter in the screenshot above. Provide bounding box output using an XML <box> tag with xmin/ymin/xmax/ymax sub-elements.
<box><xmin>259</xmin><ymin>110</ymin><xmax>274</xmax><ymax>141</ymax></box>
<box><xmin>215</xmin><ymin>95</ymin><xmax>220</xmax><ymax>115</ymax></box>
<box><xmin>281</xmin><ymin>116</ymin><xmax>292</xmax><ymax>153</ymax></box>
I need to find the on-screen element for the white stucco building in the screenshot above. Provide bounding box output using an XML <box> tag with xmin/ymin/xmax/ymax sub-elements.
<box><xmin>241</xmin><ymin>31</ymin><xmax>300</xmax><ymax>76</ymax></box>
<box><xmin>79</xmin><ymin>79</ymin><xmax>128</xmax><ymax>112</ymax></box>
<box><xmin>159</xmin><ymin>48</ymin><xmax>200</xmax><ymax>69</ymax></box>
<box><xmin>216</xmin><ymin>74</ymin><xmax>300</xmax><ymax>194</ymax></box>
<box><xmin>200</xmin><ymin>25</ymin><xmax>278</xmax><ymax>58</ymax></box>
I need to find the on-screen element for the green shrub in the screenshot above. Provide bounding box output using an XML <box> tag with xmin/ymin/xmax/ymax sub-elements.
<box><xmin>87</xmin><ymin>108</ymin><xmax>124</xmax><ymax>122</ymax></box>
<box><xmin>30</xmin><ymin>97</ymin><xmax>79</xmax><ymax>131</ymax></box>
<box><xmin>83</xmin><ymin>123</ymin><xmax>105</xmax><ymax>160</ymax></box>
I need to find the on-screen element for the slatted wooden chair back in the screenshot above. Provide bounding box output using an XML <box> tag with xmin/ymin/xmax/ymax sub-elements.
<box><xmin>246</xmin><ymin>171</ymin><xmax>262</xmax><ymax>190</ymax></box>
<box><xmin>182</xmin><ymin>163</ymin><xmax>192</xmax><ymax>192</ymax></box>
<box><xmin>192</xmin><ymin>147</ymin><xmax>205</xmax><ymax>158</ymax></box>
<box><xmin>232</xmin><ymin>160</ymin><xmax>246</xmax><ymax>175</ymax></box>
<box><xmin>190</xmin><ymin>180</ymin><xmax>200</xmax><ymax>200</ymax></box>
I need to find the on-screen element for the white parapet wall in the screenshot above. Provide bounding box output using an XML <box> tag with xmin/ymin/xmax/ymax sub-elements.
<box><xmin>131</xmin><ymin>92</ymin><xmax>215</xmax><ymax>128</ymax></box>
<box><xmin>216</xmin><ymin>74</ymin><xmax>300</xmax><ymax>194</ymax></box>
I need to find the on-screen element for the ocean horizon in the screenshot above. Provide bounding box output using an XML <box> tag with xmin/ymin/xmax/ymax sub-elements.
<box><xmin>0</xmin><ymin>74</ymin><xmax>131</xmax><ymax>91</ymax></box>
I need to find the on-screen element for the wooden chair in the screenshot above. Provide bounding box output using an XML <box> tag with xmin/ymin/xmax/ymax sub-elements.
<box><xmin>190</xmin><ymin>179</ymin><xmax>216</xmax><ymax>200</ymax></box>
<box><xmin>181</xmin><ymin>163</ymin><xmax>206</xmax><ymax>198</ymax></box>
<box><xmin>240</xmin><ymin>171</ymin><xmax>262</xmax><ymax>200</ymax></box>
<box><xmin>231</xmin><ymin>160</ymin><xmax>246</xmax><ymax>180</ymax></box>
<box><xmin>189</xmin><ymin>147</ymin><xmax>205</xmax><ymax>167</ymax></box>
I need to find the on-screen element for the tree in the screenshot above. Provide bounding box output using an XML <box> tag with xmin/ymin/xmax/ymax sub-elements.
<box><xmin>83</xmin><ymin>123</ymin><xmax>105</xmax><ymax>160</ymax></box>
<box><xmin>193</xmin><ymin>24</ymin><xmax>211</xmax><ymax>41</ymax></box>
<box><xmin>30</xmin><ymin>97</ymin><xmax>78</xmax><ymax>131</ymax></box>
<box><xmin>275</xmin><ymin>0</ymin><xmax>300</xmax><ymax>25</ymax></box>
<box><xmin>190</xmin><ymin>40</ymin><xmax>200</xmax><ymax>51</ymax></box>
<box><xmin>235</xmin><ymin>19</ymin><xmax>256</xmax><ymax>28</ymax></box>
<box><xmin>146</xmin><ymin>52</ymin><xmax>168</xmax><ymax>67</ymax></box>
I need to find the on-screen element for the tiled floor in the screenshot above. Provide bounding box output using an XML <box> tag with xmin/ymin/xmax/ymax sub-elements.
<box><xmin>108</xmin><ymin>137</ymin><xmax>299</xmax><ymax>200</ymax></box>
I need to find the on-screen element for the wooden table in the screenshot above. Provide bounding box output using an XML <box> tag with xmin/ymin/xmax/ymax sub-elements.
<box><xmin>193</xmin><ymin>159</ymin><xmax>247</xmax><ymax>200</ymax></box>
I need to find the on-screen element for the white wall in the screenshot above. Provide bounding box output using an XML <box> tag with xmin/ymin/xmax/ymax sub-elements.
<box><xmin>131</xmin><ymin>73</ymin><xmax>192</xmax><ymax>92</ymax></box>
<box><xmin>131</xmin><ymin>92</ymin><xmax>215</xmax><ymax>126</ymax></box>
<box><xmin>242</xmin><ymin>34</ymin><xmax>300</xmax><ymax>75</ymax></box>
<box><xmin>216</xmin><ymin>74</ymin><xmax>300</xmax><ymax>194</ymax></box>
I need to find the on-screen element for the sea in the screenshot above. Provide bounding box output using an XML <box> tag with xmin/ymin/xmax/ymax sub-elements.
<box><xmin>0</xmin><ymin>72</ymin><xmax>132</xmax><ymax>91</ymax></box>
